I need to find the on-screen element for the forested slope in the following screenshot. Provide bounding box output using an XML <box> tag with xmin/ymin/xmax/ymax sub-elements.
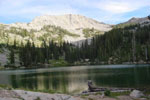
<box><xmin>0</xmin><ymin>23</ymin><xmax>150</xmax><ymax>67</ymax></box>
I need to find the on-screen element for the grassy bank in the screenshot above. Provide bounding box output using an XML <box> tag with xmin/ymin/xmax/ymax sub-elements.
<box><xmin>0</xmin><ymin>66</ymin><xmax>4</xmax><ymax>70</ymax></box>
<box><xmin>48</xmin><ymin>59</ymin><xmax>70</xmax><ymax>67</ymax></box>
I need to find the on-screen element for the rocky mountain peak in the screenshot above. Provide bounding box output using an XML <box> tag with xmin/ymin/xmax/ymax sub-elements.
<box><xmin>128</xmin><ymin>17</ymin><xmax>139</xmax><ymax>22</ymax></box>
<box><xmin>0</xmin><ymin>14</ymin><xmax>112</xmax><ymax>44</ymax></box>
<box><xmin>30</xmin><ymin>14</ymin><xmax>111</xmax><ymax>32</ymax></box>
<box><xmin>127</xmin><ymin>16</ymin><xmax>150</xmax><ymax>24</ymax></box>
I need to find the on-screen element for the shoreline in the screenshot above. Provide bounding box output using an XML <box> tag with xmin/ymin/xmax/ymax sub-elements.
<box><xmin>0</xmin><ymin>84</ymin><xmax>150</xmax><ymax>100</ymax></box>
<box><xmin>0</xmin><ymin>88</ymin><xmax>149</xmax><ymax>100</ymax></box>
<box><xmin>0</xmin><ymin>63</ymin><xmax>150</xmax><ymax>71</ymax></box>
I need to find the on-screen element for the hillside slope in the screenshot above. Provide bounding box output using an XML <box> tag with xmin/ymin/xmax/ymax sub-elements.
<box><xmin>0</xmin><ymin>14</ymin><xmax>112</xmax><ymax>46</ymax></box>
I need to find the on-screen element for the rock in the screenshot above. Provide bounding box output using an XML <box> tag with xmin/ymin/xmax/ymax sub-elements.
<box><xmin>0</xmin><ymin>97</ymin><xmax>20</xmax><ymax>100</ymax></box>
<box><xmin>57</xmin><ymin>95</ymin><xmax>72</xmax><ymax>100</ymax></box>
<box><xmin>101</xmin><ymin>92</ymin><xmax>105</xmax><ymax>98</ymax></box>
<box><xmin>117</xmin><ymin>96</ymin><xmax>133</xmax><ymax>100</ymax></box>
<box><xmin>13</xmin><ymin>90</ymin><xmax>84</xmax><ymax>100</ymax></box>
<box><xmin>130</xmin><ymin>90</ymin><xmax>144</xmax><ymax>98</ymax></box>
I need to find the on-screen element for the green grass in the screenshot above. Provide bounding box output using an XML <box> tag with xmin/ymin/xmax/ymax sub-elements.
<box><xmin>0</xmin><ymin>66</ymin><xmax>4</xmax><ymax>70</ymax></box>
<box><xmin>34</xmin><ymin>97</ymin><xmax>41</xmax><ymax>100</ymax></box>
<box><xmin>88</xmin><ymin>98</ymin><xmax>94</xmax><ymax>100</ymax></box>
<box><xmin>109</xmin><ymin>91</ymin><xmax>130</xmax><ymax>97</ymax></box>
<box><xmin>95</xmin><ymin>92</ymin><xmax>102</xmax><ymax>95</ymax></box>
<box><xmin>0</xmin><ymin>84</ymin><xmax>12</xmax><ymax>90</ymax></box>
<box><xmin>49</xmin><ymin>59</ymin><xmax>69</xmax><ymax>67</ymax></box>
<box><xmin>80</xmin><ymin>91</ymin><xmax>130</xmax><ymax>99</ymax></box>
<box><xmin>82</xmin><ymin>28</ymin><xmax>104</xmax><ymax>38</ymax></box>
<box><xmin>114</xmin><ymin>23</ymin><xmax>136</xmax><ymax>29</ymax></box>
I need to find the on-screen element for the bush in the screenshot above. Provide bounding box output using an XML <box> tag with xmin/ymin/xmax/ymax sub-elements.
<box><xmin>104</xmin><ymin>90</ymin><xmax>111</xmax><ymax>96</ymax></box>
<box><xmin>35</xmin><ymin>97</ymin><xmax>41</xmax><ymax>100</ymax></box>
<box><xmin>49</xmin><ymin>59</ymin><xmax>69</xmax><ymax>67</ymax></box>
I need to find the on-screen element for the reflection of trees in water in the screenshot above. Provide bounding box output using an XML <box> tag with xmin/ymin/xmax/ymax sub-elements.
<box><xmin>11</xmin><ymin>75</ymin><xmax>18</xmax><ymax>88</ymax></box>
<box><xmin>10</xmin><ymin>70</ymin><xmax>88</xmax><ymax>93</ymax></box>
<box><xmin>11</xmin><ymin>73</ymin><xmax>38</xmax><ymax>90</ymax></box>
<box><xmin>87</xmin><ymin>67</ymin><xmax>150</xmax><ymax>88</ymax></box>
<box><xmin>133</xmin><ymin>66</ymin><xmax>140</xmax><ymax>88</ymax></box>
<box><xmin>133</xmin><ymin>66</ymin><xmax>150</xmax><ymax>88</ymax></box>
<box><xmin>10</xmin><ymin>71</ymin><xmax>69</xmax><ymax>93</ymax></box>
<box><xmin>9</xmin><ymin>66</ymin><xmax>150</xmax><ymax>93</ymax></box>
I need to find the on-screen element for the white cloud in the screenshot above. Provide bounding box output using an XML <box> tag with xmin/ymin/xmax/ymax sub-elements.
<box><xmin>99</xmin><ymin>2</ymin><xmax>135</xmax><ymax>13</ymax></box>
<box><xmin>15</xmin><ymin>5</ymin><xmax>77</xmax><ymax>16</ymax></box>
<box><xmin>96</xmin><ymin>0</ymin><xmax>150</xmax><ymax>14</ymax></box>
<box><xmin>0</xmin><ymin>0</ymin><xmax>150</xmax><ymax>24</ymax></box>
<box><xmin>0</xmin><ymin>0</ymin><xmax>78</xmax><ymax>20</ymax></box>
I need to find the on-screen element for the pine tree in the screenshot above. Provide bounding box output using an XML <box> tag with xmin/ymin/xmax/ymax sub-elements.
<box><xmin>9</xmin><ymin>48</ymin><xmax>15</xmax><ymax>64</ymax></box>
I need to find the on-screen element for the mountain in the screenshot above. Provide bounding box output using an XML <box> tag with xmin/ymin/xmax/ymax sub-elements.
<box><xmin>0</xmin><ymin>14</ymin><xmax>112</xmax><ymax>46</ymax></box>
<box><xmin>125</xmin><ymin>16</ymin><xmax>150</xmax><ymax>24</ymax></box>
<box><xmin>0</xmin><ymin>15</ymin><xmax>150</xmax><ymax>67</ymax></box>
<box><xmin>116</xmin><ymin>16</ymin><xmax>150</xmax><ymax>28</ymax></box>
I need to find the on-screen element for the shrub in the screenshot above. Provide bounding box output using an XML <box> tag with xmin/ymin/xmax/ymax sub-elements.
<box><xmin>104</xmin><ymin>90</ymin><xmax>111</xmax><ymax>96</ymax></box>
<box><xmin>35</xmin><ymin>97</ymin><xmax>41</xmax><ymax>100</ymax></box>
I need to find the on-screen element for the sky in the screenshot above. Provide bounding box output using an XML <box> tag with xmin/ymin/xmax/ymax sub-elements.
<box><xmin>0</xmin><ymin>0</ymin><xmax>150</xmax><ymax>24</ymax></box>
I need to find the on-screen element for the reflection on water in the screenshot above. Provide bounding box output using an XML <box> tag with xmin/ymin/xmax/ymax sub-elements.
<box><xmin>0</xmin><ymin>65</ymin><xmax>150</xmax><ymax>93</ymax></box>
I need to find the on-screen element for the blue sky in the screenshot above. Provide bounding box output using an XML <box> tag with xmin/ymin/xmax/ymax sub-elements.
<box><xmin>0</xmin><ymin>0</ymin><xmax>150</xmax><ymax>24</ymax></box>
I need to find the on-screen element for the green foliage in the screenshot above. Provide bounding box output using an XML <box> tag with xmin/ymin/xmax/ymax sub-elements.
<box><xmin>8</xmin><ymin>48</ymin><xmax>15</xmax><ymax>65</ymax></box>
<box><xmin>0</xmin><ymin>84</ymin><xmax>12</xmax><ymax>90</ymax></box>
<box><xmin>40</xmin><ymin>25</ymin><xmax>80</xmax><ymax>43</ymax></box>
<box><xmin>49</xmin><ymin>59</ymin><xmax>69</xmax><ymax>67</ymax></box>
<box><xmin>17</xmin><ymin>40</ymin><xmax>75</xmax><ymax>67</ymax></box>
<box><xmin>1</xmin><ymin>23</ymin><xmax>150</xmax><ymax>67</ymax></box>
<box><xmin>110</xmin><ymin>91</ymin><xmax>130</xmax><ymax>97</ymax></box>
<box><xmin>0</xmin><ymin>66</ymin><xmax>4</xmax><ymax>70</ymax></box>
<box><xmin>7</xmin><ymin>27</ymin><xmax>29</xmax><ymax>37</ymax></box>
<box><xmin>104</xmin><ymin>90</ymin><xmax>111</xmax><ymax>96</ymax></box>
<box><xmin>88</xmin><ymin>98</ymin><xmax>94</xmax><ymax>100</ymax></box>
<box><xmin>83</xmin><ymin>28</ymin><xmax>104</xmax><ymax>38</ymax></box>
<box><xmin>114</xmin><ymin>23</ymin><xmax>136</xmax><ymax>29</ymax></box>
<box><xmin>0</xmin><ymin>24</ymin><xmax>80</xmax><ymax>46</ymax></box>
<box><xmin>34</xmin><ymin>97</ymin><xmax>41</xmax><ymax>100</ymax></box>
<box><xmin>77</xmin><ymin>24</ymin><xmax>150</xmax><ymax>64</ymax></box>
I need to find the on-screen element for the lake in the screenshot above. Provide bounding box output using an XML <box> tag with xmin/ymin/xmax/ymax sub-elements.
<box><xmin>0</xmin><ymin>64</ymin><xmax>150</xmax><ymax>93</ymax></box>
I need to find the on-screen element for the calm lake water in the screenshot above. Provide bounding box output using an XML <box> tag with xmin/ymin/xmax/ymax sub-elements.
<box><xmin>0</xmin><ymin>64</ymin><xmax>150</xmax><ymax>93</ymax></box>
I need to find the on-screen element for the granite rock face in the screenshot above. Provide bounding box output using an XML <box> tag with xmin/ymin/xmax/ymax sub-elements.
<box><xmin>130</xmin><ymin>90</ymin><xmax>144</xmax><ymax>98</ymax></box>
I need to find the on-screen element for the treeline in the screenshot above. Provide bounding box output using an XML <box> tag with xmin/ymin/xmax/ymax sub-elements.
<box><xmin>7</xmin><ymin>40</ymin><xmax>79</xmax><ymax>67</ymax></box>
<box><xmin>6</xmin><ymin>24</ymin><xmax>150</xmax><ymax>67</ymax></box>
<box><xmin>77</xmin><ymin>24</ymin><xmax>150</xmax><ymax>64</ymax></box>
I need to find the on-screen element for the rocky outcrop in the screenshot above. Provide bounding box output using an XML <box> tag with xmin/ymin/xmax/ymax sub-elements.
<box><xmin>130</xmin><ymin>90</ymin><xmax>144</xmax><ymax>98</ymax></box>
